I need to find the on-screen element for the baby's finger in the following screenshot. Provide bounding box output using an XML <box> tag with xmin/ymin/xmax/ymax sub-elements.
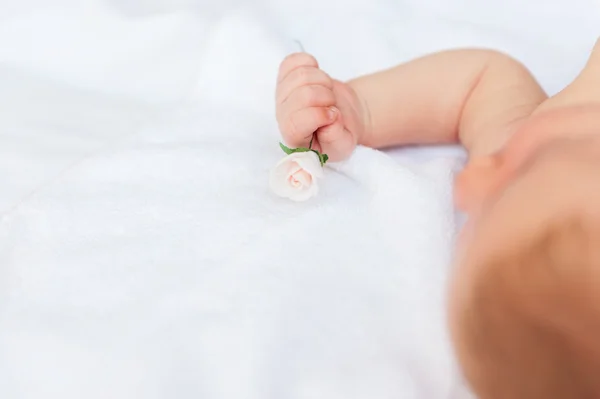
<box><xmin>316</xmin><ymin>117</ymin><xmax>345</xmax><ymax>145</ymax></box>
<box><xmin>276</xmin><ymin>66</ymin><xmax>333</xmax><ymax>105</ymax></box>
<box><xmin>280</xmin><ymin>106</ymin><xmax>337</xmax><ymax>147</ymax></box>
<box><xmin>277</xmin><ymin>52</ymin><xmax>319</xmax><ymax>84</ymax></box>
<box><xmin>282</xmin><ymin>84</ymin><xmax>336</xmax><ymax>110</ymax></box>
<box><xmin>316</xmin><ymin>116</ymin><xmax>356</xmax><ymax>162</ymax></box>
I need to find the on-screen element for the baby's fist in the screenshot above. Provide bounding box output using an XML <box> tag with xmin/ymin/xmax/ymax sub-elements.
<box><xmin>275</xmin><ymin>52</ymin><xmax>365</xmax><ymax>162</ymax></box>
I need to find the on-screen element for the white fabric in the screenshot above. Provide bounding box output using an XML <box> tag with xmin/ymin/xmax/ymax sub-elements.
<box><xmin>0</xmin><ymin>1</ymin><xmax>597</xmax><ymax>398</ymax></box>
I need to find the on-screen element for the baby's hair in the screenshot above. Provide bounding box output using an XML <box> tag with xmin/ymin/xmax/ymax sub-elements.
<box><xmin>455</xmin><ymin>214</ymin><xmax>600</xmax><ymax>398</ymax></box>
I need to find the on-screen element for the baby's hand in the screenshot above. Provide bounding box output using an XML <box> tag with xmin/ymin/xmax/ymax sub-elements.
<box><xmin>275</xmin><ymin>52</ymin><xmax>366</xmax><ymax>162</ymax></box>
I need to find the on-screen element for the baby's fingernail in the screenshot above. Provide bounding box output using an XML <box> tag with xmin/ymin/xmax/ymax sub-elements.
<box><xmin>328</xmin><ymin>107</ymin><xmax>338</xmax><ymax>120</ymax></box>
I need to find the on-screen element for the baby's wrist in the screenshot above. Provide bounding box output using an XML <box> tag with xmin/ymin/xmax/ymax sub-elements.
<box><xmin>346</xmin><ymin>80</ymin><xmax>373</xmax><ymax>147</ymax></box>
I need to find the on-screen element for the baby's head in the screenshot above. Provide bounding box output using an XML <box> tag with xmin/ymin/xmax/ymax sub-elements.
<box><xmin>450</xmin><ymin>105</ymin><xmax>600</xmax><ymax>398</ymax></box>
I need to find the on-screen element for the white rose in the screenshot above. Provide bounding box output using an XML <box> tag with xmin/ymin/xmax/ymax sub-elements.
<box><xmin>269</xmin><ymin>151</ymin><xmax>324</xmax><ymax>202</ymax></box>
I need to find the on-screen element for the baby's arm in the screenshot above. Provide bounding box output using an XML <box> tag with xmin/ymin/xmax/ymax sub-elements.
<box><xmin>349</xmin><ymin>49</ymin><xmax>547</xmax><ymax>158</ymax></box>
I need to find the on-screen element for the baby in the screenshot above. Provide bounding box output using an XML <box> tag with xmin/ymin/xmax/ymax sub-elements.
<box><xmin>275</xmin><ymin>39</ymin><xmax>600</xmax><ymax>398</ymax></box>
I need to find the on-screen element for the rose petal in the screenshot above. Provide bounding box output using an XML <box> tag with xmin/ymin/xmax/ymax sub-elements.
<box><xmin>269</xmin><ymin>151</ymin><xmax>324</xmax><ymax>201</ymax></box>
<box><xmin>292</xmin><ymin>169</ymin><xmax>312</xmax><ymax>187</ymax></box>
<box><xmin>285</xmin><ymin>161</ymin><xmax>303</xmax><ymax>177</ymax></box>
<box><xmin>270</xmin><ymin>167</ymin><xmax>298</xmax><ymax>199</ymax></box>
<box><xmin>270</xmin><ymin>161</ymin><xmax>303</xmax><ymax>198</ymax></box>
<box><xmin>287</xmin><ymin>152</ymin><xmax>324</xmax><ymax>178</ymax></box>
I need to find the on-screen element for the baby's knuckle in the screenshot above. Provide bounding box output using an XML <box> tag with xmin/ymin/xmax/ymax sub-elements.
<box><xmin>278</xmin><ymin>56</ymin><xmax>296</xmax><ymax>76</ymax></box>
<box><xmin>317</xmin><ymin>107</ymin><xmax>330</xmax><ymax>123</ymax></box>
<box><xmin>297</xmin><ymin>53</ymin><xmax>318</xmax><ymax>67</ymax></box>
<box><xmin>282</xmin><ymin>52</ymin><xmax>317</xmax><ymax>69</ymax></box>
<box><xmin>295</xmin><ymin>66</ymin><xmax>312</xmax><ymax>85</ymax></box>
<box><xmin>280</xmin><ymin>52</ymin><xmax>300</xmax><ymax>67</ymax></box>
<box><xmin>323</xmin><ymin>88</ymin><xmax>335</xmax><ymax>103</ymax></box>
<box><xmin>321</xmin><ymin>72</ymin><xmax>334</xmax><ymax>87</ymax></box>
<box><xmin>302</xmin><ymin>86</ymin><xmax>322</xmax><ymax>105</ymax></box>
<box><xmin>284</xmin><ymin>115</ymin><xmax>300</xmax><ymax>138</ymax></box>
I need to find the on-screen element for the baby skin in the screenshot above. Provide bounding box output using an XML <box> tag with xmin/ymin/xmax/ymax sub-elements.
<box><xmin>276</xmin><ymin>39</ymin><xmax>600</xmax><ymax>398</ymax></box>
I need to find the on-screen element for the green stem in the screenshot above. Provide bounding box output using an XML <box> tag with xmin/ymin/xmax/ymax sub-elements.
<box><xmin>294</xmin><ymin>40</ymin><xmax>305</xmax><ymax>52</ymax></box>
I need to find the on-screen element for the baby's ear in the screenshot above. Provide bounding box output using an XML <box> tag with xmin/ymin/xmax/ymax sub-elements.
<box><xmin>454</xmin><ymin>155</ymin><xmax>504</xmax><ymax>213</ymax></box>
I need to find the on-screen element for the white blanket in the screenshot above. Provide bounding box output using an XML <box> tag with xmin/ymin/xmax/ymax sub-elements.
<box><xmin>0</xmin><ymin>1</ymin><xmax>597</xmax><ymax>398</ymax></box>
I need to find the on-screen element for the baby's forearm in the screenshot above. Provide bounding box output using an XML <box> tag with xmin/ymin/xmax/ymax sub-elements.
<box><xmin>348</xmin><ymin>50</ymin><xmax>547</xmax><ymax>157</ymax></box>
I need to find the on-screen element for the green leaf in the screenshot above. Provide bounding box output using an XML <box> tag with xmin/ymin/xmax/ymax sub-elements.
<box><xmin>309</xmin><ymin>149</ymin><xmax>320</xmax><ymax>163</ymax></box>
<box><xmin>279</xmin><ymin>142</ymin><xmax>294</xmax><ymax>155</ymax></box>
<box><xmin>280</xmin><ymin>142</ymin><xmax>313</xmax><ymax>154</ymax></box>
<box><xmin>310</xmin><ymin>149</ymin><xmax>329</xmax><ymax>166</ymax></box>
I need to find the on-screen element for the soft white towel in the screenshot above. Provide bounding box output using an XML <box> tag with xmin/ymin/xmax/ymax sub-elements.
<box><xmin>0</xmin><ymin>1</ymin><xmax>596</xmax><ymax>398</ymax></box>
